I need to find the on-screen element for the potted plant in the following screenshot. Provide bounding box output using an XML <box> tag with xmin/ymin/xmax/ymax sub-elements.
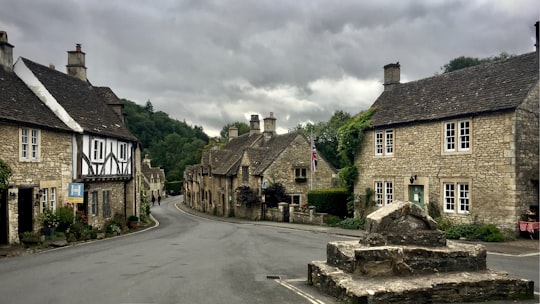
<box><xmin>127</xmin><ymin>215</ymin><xmax>139</xmax><ymax>229</ymax></box>
<box><xmin>20</xmin><ymin>231</ymin><xmax>44</xmax><ymax>244</ymax></box>
<box><xmin>38</xmin><ymin>209</ymin><xmax>59</xmax><ymax>236</ymax></box>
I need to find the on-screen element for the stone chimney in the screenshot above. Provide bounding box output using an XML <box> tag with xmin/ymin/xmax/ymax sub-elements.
<box><xmin>66</xmin><ymin>43</ymin><xmax>87</xmax><ymax>82</ymax></box>
<box><xmin>228</xmin><ymin>126</ymin><xmax>238</xmax><ymax>141</ymax></box>
<box><xmin>143</xmin><ymin>154</ymin><xmax>151</xmax><ymax>166</ymax></box>
<box><xmin>0</xmin><ymin>31</ymin><xmax>14</xmax><ymax>72</ymax></box>
<box><xmin>383</xmin><ymin>62</ymin><xmax>400</xmax><ymax>91</ymax></box>
<box><xmin>249</xmin><ymin>114</ymin><xmax>260</xmax><ymax>135</ymax></box>
<box><xmin>263</xmin><ymin>112</ymin><xmax>277</xmax><ymax>141</ymax></box>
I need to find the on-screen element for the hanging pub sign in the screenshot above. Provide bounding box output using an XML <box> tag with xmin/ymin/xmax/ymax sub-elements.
<box><xmin>68</xmin><ymin>183</ymin><xmax>84</xmax><ymax>203</ymax></box>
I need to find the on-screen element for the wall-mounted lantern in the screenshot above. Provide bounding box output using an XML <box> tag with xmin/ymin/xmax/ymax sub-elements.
<box><xmin>409</xmin><ymin>175</ymin><xmax>417</xmax><ymax>184</ymax></box>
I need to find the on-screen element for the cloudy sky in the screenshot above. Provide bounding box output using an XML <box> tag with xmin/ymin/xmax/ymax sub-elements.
<box><xmin>1</xmin><ymin>1</ymin><xmax>538</xmax><ymax>137</ymax></box>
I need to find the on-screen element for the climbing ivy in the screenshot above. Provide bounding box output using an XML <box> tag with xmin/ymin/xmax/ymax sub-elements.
<box><xmin>337</xmin><ymin>108</ymin><xmax>374</xmax><ymax>191</ymax></box>
<box><xmin>0</xmin><ymin>159</ymin><xmax>12</xmax><ymax>190</ymax></box>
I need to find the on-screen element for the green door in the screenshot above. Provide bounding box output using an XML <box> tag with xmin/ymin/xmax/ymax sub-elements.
<box><xmin>409</xmin><ymin>185</ymin><xmax>424</xmax><ymax>208</ymax></box>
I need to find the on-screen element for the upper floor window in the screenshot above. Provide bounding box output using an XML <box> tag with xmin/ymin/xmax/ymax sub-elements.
<box><xmin>375</xmin><ymin>129</ymin><xmax>394</xmax><ymax>156</ymax></box>
<box><xmin>294</xmin><ymin>167</ymin><xmax>307</xmax><ymax>183</ymax></box>
<box><xmin>374</xmin><ymin>181</ymin><xmax>393</xmax><ymax>206</ymax></box>
<box><xmin>20</xmin><ymin>128</ymin><xmax>40</xmax><ymax>161</ymax></box>
<box><xmin>444</xmin><ymin>120</ymin><xmax>470</xmax><ymax>152</ymax></box>
<box><xmin>443</xmin><ymin>182</ymin><xmax>470</xmax><ymax>214</ymax></box>
<box><xmin>92</xmin><ymin>138</ymin><xmax>105</xmax><ymax>162</ymax></box>
<box><xmin>118</xmin><ymin>142</ymin><xmax>128</xmax><ymax>161</ymax></box>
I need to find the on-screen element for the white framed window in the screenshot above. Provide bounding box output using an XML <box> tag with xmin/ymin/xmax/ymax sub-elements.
<box><xmin>442</xmin><ymin>182</ymin><xmax>470</xmax><ymax>214</ymax></box>
<box><xmin>50</xmin><ymin>187</ymin><xmax>56</xmax><ymax>212</ymax></box>
<box><xmin>375</xmin><ymin>132</ymin><xmax>383</xmax><ymax>155</ymax></box>
<box><xmin>458</xmin><ymin>183</ymin><xmax>469</xmax><ymax>214</ymax></box>
<box><xmin>374</xmin><ymin>181</ymin><xmax>393</xmax><ymax>206</ymax></box>
<box><xmin>41</xmin><ymin>188</ymin><xmax>48</xmax><ymax>212</ymax></box>
<box><xmin>118</xmin><ymin>142</ymin><xmax>128</xmax><ymax>161</ymax></box>
<box><xmin>92</xmin><ymin>138</ymin><xmax>105</xmax><ymax>162</ymax></box>
<box><xmin>443</xmin><ymin>183</ymin><xmax>455</xmax><ymax>212</ymax></box>
<box><xmin>375</xmin><ymin>130</ymin><xmax>394</xmax><ymax>156</ymax></box>
<box><xmin>20</xmin><ymin>128</ymin><xmax>40</xmax><ymax>161</ymax></box>
<box><xmin>444</xmin><ymin>120</ymin><xmax>470</xmax><ymax>152</ymax></box>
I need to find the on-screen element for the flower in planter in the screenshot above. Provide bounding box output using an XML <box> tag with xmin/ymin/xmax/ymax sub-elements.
<box><xmin>38</xmin><ymin>209</ymin><xmax>59</xmax><ymax>229</ymax></box>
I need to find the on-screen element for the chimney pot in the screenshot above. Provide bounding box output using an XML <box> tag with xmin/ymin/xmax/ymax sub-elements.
<box><xmin>76</xmin><ymin>43</ymin><xmax>81</xmax><ymax>52</ymax></box>
<box><xmin>249</xmin><ymin>114</ymin><xmax>261</xmax><ymax>135</ymax></box>
<box><xmin>0</xmin><ymin>31</ymin><xmax>14</xmax><ymax>72</ymax></box>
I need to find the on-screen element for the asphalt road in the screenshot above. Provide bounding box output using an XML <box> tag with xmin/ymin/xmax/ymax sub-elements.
<box><xmin>0</xmin><ymin>195</ymin><xmax>537</xmax><ymax>303</ymax></box>
<box><xmin>0</xmin><ymin>197</ymin><xmax>350</xmax><ymax>304</ymax></box>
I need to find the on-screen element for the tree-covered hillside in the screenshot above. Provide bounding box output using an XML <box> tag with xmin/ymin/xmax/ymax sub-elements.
<box><xmin>123</xmin><ymin>100</ymin><xmax>209</xmax><ymax>182</ymax></box>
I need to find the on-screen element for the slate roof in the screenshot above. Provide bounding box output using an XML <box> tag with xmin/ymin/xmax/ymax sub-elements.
<box><xmin>0</xmin><ymin>68</ymin><xmax>71</xmax><ymax>131</ymax></box>
<box><xmin>370</xmin><ymin>52</ymin><xmax>539</xmax><ymax>128</ymax></box>
<box><xmin>21</xmin><ymin>58</ymin><xmax>138</xmax><ymax>141</ymax></box>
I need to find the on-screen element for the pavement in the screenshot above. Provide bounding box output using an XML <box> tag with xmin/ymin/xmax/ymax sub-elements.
<box><xmin>174</xmin><ymin>199</ymin><xmax>540</xmax><ymax>256</ymax></box>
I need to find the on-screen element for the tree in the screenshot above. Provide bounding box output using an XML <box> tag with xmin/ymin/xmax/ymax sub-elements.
<box><xmin>144</xmin><ymin>100</ymin><xmax>154</xmax><ymax>113</ymax></box>
<box><xmin>220</xmin><ymin>121</ymin><xmax>250</xmax><ymax>141</ymax></box>
<box><xmin>263</xmin><ymin>182</ymin><xmax>290</xmax><ymax>208</ymax></box>
<box><xmin>0</xmin><ymin>159</ymin><xmax>12</xmax><ymax>200</ymax></box>
<box><xmin>302</xmin><ymin>110</ymin><xmax>352</xmax><ymax>169</ymax></box>
<box><xmin>441</xmin><ymin>52</ymin><xmax>513</xmax><ymax>73</ymax></box>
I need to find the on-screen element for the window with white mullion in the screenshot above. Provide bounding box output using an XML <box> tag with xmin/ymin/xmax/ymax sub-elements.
<box><xmin>92</xmin><ymin>138</ymin><xmax>105</xmax><ymax>162</ymax></box>
<box><xmin>385</xmin><ymin>182</ymin><xmax>393</xmax><ymax>204</ymax></box>
<box><xmin>31</xmin><ymin>129</ymin><xmax>39</xmax><ymax>159</ymax></box>
<box><xmin>458</xmin><ymin>120</ymin><xmax>470</xmax><ymax>151</ymax></box>
<box><xmin>21</xmin><ymin>128</ymin><xmax>29</xmax><ymax>158</ymax></box>
<box><xmin>443</xmin><ymin>183</ymin><xmax>455</xmax><ymax>212</ymax></box>
<box><xmin>374</xmin><ymin>182</ymin><xmax>383</xmax><ymax>206</ymax></box>
<box><xmin>50</xmin><ymin>188</ymin><xmax>56</xmax><ymax>212</ymax></box>
<box><xmin>444</xmin><ymin>122</ymin><xmax>455</xmax><ymax>152</ymax></box>
<box><xmin>385</xmin><ymin>130</ymin><xmax>393</xmax><ymax>155</ymax></box>
<box><xmin>458</xmin><ymin>183</ymin><xmax>469</xmax><ymax>214</ymax></box>
<box><xmin>375</xmin><ymin>132</ymin><xmax>383</xmax><ymax>155</ymax></box>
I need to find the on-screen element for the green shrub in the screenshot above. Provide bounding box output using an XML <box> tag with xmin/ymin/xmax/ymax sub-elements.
<box><xmin>308</xmin><ymin>188</ymin><xmax>349</xmax><ymax>218</ymax></box>
<box><xmin>444</xmin><ymin>223</ymin><xmax>504</xmax><ymax>242</ymax></box>
<box><xmin>337</xmin><ymin>217</ymin><xmax>365</xmax><ymax>230</ymax></box>
<box><xmin>435</xmin><ymin>216</ymin><xmax>455</xmax><ymax>231</ymax></box>
<box><xmin>325</xmin><ymin>215</ymin><xmax>342</xmax><ymax>227</ymax></box>
<box><xmin>56</xmin><ymin>207</ymin><xmax>75</xmax><ymax>232</ymax></box>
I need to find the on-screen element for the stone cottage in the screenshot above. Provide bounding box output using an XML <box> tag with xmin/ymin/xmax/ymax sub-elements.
<box><xmin>141</xmin><ymin>154</ymin><xmax>165</xmax><ymax>202</ymax></box>
<box><xmin>0</xmin><ymin>33</ymin><xmax>141</xmax><ymax>243</ymax></box>
<box><xmin>354</xmin><ymin>46</ymin><xmax>539</xmax><ymax>233</ymax></box>
<box><xmin>184</xmin><ymin>112</ymin><xmax>337</xmax><ymax>220</ymax></box>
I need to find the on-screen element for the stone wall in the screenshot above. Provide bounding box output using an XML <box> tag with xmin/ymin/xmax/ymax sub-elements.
<box><xmin>0</xmin><ymin>124</ymin><xmax>73</xmax><ymax>243</ymax></box>
<box><xmin>86</xmin><ymin>180</ymin><xmax>131</xmax><ymax>228</ymax></box>
<box><xmin>355</xmin><ymin>110</ymin><xmax>526</xmax><ymax>231</ymax></box>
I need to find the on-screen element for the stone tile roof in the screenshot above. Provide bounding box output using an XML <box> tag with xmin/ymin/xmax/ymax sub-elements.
<box><xmin>0</xmin><ymin>68</ymin><xmax>71</xmax><ymax>131</ymax></box>
<box><xmin>370</xmin><ymin>52</ymin><xmax>539</xmax><ymax>127</ymax></box>
<box><xmin>21</xmin><ymin>58</ymin><xmax>138</xmax><ymax>141</ymax></box>
<box><xmin>212</xmin><ymin>133</ymin><xmax>261</xmax><ymax>176</ymax></box>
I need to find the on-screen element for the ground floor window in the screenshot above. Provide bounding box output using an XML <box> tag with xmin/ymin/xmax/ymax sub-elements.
<box><xmin>443</xmin><ymin>182</ymin><xmax>469</xmax><ymax>214</ymax></box>
<box><xmin>374</xmin><ymin>181</ymin><xmax>393</xmax><ymax>206</ymax></box>
<box><xmin>103</xmin><ymin>190</ymin><xmax>111</xmax><ymax>218</ymax></box>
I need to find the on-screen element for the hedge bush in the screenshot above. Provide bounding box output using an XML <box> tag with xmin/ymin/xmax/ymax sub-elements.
<box><xmin>308</xmin><ymin>188</ymin><xmax>348</xmax><ymax>218</ymax></box>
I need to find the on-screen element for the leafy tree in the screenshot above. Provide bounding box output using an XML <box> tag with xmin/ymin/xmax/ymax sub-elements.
<box><xmin>0</xmin><ymin>159</ymin><xmax>12</xmax><ymax>200</ymax></box>
<box><xmin>302</xmin><ymin>110</ymin><xmax>352</xmax><ymax>169</ymax></box>
<box><xmin>263</xmin><ymin>182</ymin><xmax>290</xmax><ymax>208</ymax></box>
<box><xmin>123</xmin><ymin>99</ymin><xmax>209</xmax><ymax>182</ymax></box>
<box><xmin>220</xmin><ymin>121</ymin><xmax>250</xmax><ymax>141</ymax></box>
<box><xmin>235</xmin><ymin>186</ymin><xmax>259</xmax><ymax>207</ymax></box>
<box><xmin>144</xmin><ymin>100</ymin><xmax>154</xmax><ymax>113</ymax></box>
<box><xmin>441</xmin><ymin>52</ymin><xmax>513</xmax><ymax>73</ymax></box>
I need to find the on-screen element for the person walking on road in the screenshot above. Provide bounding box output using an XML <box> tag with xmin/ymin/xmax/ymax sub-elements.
<box><xmin>151</xmin><ymin>194</ymin><xmax>156</xmax><ymax>206</ymax></box>
<box><xmin>158</xmin><ymin>194</ymin><xmax>161</xmax><ymax>206</ymax></box>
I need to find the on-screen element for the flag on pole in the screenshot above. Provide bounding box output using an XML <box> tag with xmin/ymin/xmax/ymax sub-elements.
<box><xmin>311</xmin><ymin>139</ymin><xmax>318</xmax><ymax>172</ymax></box>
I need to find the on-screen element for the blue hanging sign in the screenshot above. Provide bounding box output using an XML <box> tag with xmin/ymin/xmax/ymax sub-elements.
<box><xmin>68</xmin><ymin>183</ymin><xmax>84</xmax><ymax>203</ymax></box>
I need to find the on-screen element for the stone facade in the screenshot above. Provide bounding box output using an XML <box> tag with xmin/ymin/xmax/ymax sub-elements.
<box><xmin>354</xmin><ymin>52</ymin><xmax>539</xmax><ymax>234</ymax></box>
<box><xmin>184</xmin><ymin>113</ymin><xmax>337</xmax><ymax>220</ymax></box>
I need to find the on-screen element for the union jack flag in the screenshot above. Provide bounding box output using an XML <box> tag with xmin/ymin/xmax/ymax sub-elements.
<box><xmin>311</xmin><ymin>139</ymin><xmax>317</xmax><ymax>172</ymax></box>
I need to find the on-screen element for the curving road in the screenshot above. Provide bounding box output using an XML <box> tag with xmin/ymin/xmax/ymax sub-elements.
<box><xmin>0</xmin><ymin>196</ymin><xmax>349</xmax><ymax>304</ymax></box>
